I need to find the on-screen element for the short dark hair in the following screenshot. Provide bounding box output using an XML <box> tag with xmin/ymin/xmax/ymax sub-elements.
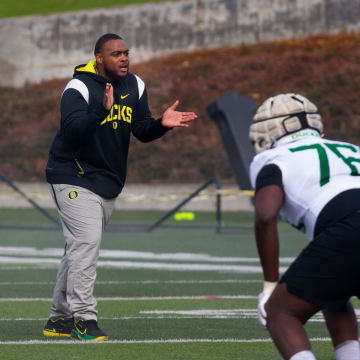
<box><xmin>94</xmin><ymin>33</ymin><xmax>123</xmax><ymax>55</ymax></box>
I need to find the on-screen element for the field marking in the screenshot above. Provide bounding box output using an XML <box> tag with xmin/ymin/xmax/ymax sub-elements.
<box><xmin>0</xmin><ymin>246</ymin><xmax>293</xmax><ymax>273</ymax></box>
<box><xmin>0</xmin><ymin>295</ymin><xmax>257</xmax><ymax>302</ymax></box>
<box><xmin>1</xmin><ymin>309</ymin><xmax>359</xmax><ymax>322</ymax></box>
<box><xmin>0</xmin><ymin>266</ymin><xmax>57</xmax><ymax>270</ymax></box>
<box><xmin>0</xmin><ymin>337</ymin><xmax>332</xmax><ymax>345</ymax></box>
<box><xmin>1</xmin><ymin>318</ymin><xmax>359</xmax><ymax>323</ymax></box>
<box><xmin>0</xmin><ymin>316</ymin><xmax>259</xmax><ymax>321</ymax></box>
<box><xmin>0</xmin><ymin>279</ymin><xmax>262</xmax><ymax>286</ymax></box>
<box><xmin>141</xmin><ymin>309</ymin><xmax>257</xmax><ymax>316</ymax></box>
<box><xmin>0</xmin><ymin>314</ymin><xmax>257</xmax><ymax>321</ymax></box>
<box><xmin>0</xmin><ymin>256</ymin><xmax>288</xmax><ymax>273</ymax></box>
<box><xmin>0</xmin><ymin>316</ymin><xmax>255</xmax><ymax>321</ymax></box>
<box><xmin>139</xmin><ymin>309</ymin><xmax>360</xmax><ymax>322</ymax></box>
<box><xmin>0</xmin><ymin>246</ymin><xmax>295</xmax><ymax>264</ymax></box>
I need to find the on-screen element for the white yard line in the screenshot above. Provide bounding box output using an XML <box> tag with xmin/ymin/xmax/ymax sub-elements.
<box><xmin>0</xmin><ymin>257</ymin><xmax>288</xmax><ymax>273</ymax></box>
<box><xmin>0</xmin><ymin>316</ymin><xmax>358</xmax><ymax>322</ymax></box>
<box><xmin>1</xmin><ymin>295</ymin><xmax>358</xmax><ymax>302</ymax></box>
<box><xmin>0</xmin><ymin>295</ymin><xmax>258</xmax><ymax>302</ymax></box>
<box><xmin>0</xmin><ymin>281</ymin><xmax>55</xmax><ymax>285</ymax></box>
<box><xmin>0</xmin><ymin>279</ymin><xmax>262</xmax><ymax>286</ymax></box>
<box><xmin>0</xmin><ymin>316</ymin><xmax>258</xmax><ymax>321</ymax></box>
<box><xmin>0</xmin><ymin>247</ymin><xmax>293</xmax><ymax>273</ymax></box>
<box><xmin>0</xmin><ymin>338</ymin><xmax>332</xmax><ymax>345</ymax></box>
<box><xmin>0</xmin><ymin>246</ymin><xmax>295</xmax><ymax>263</ymax></box>
<box><xmin>2</xmin><ymin>309</ymin><xmax>359</xmax><ymax>322</ymax></box>
<box><xmin>141</xmin><ymin>309</ymin><xmax>257</xmax><ymax>315</ymax></box>
<box><xmin>1</xmin><ymin>316</ymin><xmax>255</xmax><ymax>321</ymax></box>
<box><xmin>0</xmin><ymin>257</ymin><xmax>59</xmax><ymax>265</ymax></box>
<box><xmin>0</xmin><ymin>318</ymin><xmax>49</xmax><ymax>321</ymax></box>
<box><xmin>0</xmin><ymin>266</ymin><xmax>57</xmax><ymax>270</ymax></box>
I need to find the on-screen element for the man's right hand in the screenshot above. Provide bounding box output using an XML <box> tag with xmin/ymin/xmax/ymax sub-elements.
<box><xmin>103</xmin><ymin>83</ymin><xmax>114</xmax><ymax>110</ymax></box>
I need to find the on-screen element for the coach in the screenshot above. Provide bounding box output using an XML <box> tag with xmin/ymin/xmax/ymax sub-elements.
<box><xmin>43</xmin><ymin>33</ymin><xmax>197</xmax><ymax>341</ymax></box>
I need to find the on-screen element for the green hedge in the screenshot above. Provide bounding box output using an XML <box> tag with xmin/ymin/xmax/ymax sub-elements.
<box><xmin>0</xmin><ymin>0</ymin><xmax>173</xmax><ymax>18</ymax></box>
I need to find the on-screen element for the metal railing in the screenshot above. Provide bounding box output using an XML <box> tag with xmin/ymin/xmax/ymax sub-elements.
<box><xmin>0</xmin><ymin>175</ymin><xmax>225</xmax><ymax>233</ymax></box>
<box><xmin>0</xmin><ymin>174</ymin><xmax>60</xmax><ymax>226</ymax></box>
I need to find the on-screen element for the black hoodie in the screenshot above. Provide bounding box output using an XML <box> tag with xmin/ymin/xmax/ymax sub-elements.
<box><xmin>46</xmin><ymin>60</ymin><xmax>169</xmax><ymax>198</ymax></box>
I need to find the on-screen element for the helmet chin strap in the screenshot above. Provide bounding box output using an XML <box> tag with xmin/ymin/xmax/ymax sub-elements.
<box><xmin>270</xmin><ymin>136</ymin><xmax>277</xmax><ymax>148</ymax></box>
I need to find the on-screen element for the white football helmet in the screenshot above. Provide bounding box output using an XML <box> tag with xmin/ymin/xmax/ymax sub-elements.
<box><xmin>249</xmin><ymin>93</ymin><xmax>323</xmax><ymax>153</ymax></box>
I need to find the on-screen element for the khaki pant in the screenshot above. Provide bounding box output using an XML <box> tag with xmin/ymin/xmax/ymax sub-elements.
<box><xmin>48</xmin><ymin>184</ymin><xmax>115</xmax><ymax>321</ymax></box>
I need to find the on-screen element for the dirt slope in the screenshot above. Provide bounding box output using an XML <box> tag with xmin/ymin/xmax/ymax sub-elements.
<box><xmin>1</xmin><ymin>32</ymin><xmax>360</xmax><ymax>183</ymax></box>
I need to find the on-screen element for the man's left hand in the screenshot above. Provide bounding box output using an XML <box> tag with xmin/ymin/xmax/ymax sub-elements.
<box><xmin>161</xmin><ymin>100</ymin><xmax>197</xmax><ymax>128</ymax></box>
<box><xmin>257</xmin><ymin>281</ymin><xmax>277</xmax><ymax>328</ymax></box>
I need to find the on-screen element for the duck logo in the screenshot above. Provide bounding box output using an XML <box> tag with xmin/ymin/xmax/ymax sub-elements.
<box><xmin>68</xmin><ymin>190</ymin><xmax>79</xmax><ymax>200</ymax></box>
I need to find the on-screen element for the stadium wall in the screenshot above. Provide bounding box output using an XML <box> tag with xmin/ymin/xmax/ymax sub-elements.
<box><xmin>0</xmin><ymin>182</ymin><xmax>254</xmax><ymax>211</ymax></box>
<box><xmin>0</xmin><ymin>0</ymin><xmax>359</xmax><ymax>87</ymax></box>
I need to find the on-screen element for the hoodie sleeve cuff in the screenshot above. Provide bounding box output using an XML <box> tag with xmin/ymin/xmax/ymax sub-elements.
<box><xmin>93</xmin><ymin>103</ymin><xmax>111</xmax><ymax>121</ymax></box>
<box><xmin>156</xmin><ymin>118</ymin><xmax>173</xmax><ymax>131</ymax></box>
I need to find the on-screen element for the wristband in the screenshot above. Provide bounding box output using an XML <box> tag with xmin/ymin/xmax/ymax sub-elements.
<box><xmin>263</xmin><ymin>281</ymin><xmax>277</xmax><ymax>294</ymax></box>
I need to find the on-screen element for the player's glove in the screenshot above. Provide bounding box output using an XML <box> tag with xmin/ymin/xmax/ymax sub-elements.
<box><xmin>257</xmin><ymin>281</ymin><xmax>277</xmax><ymax>328</ymax></box>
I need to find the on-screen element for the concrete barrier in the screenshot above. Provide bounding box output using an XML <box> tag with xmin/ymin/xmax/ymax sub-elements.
<box><xmin>0</xmin><ymin>0</ymin><xmax>359</xmax><ymax>87</ymax></box>
<box><xmin>0</xmin><ymin>182</ymin><xmax>254</xmax><ymax>211</ymax></box>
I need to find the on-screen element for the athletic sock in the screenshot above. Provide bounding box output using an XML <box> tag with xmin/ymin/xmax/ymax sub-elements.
<box><xmin>335</xmin><ymin>340</ymin><xmax>360</xmax><ymax>360</ymax></box>
<box><xmin>289</xmin><ymin>350</ymin><xmax>316</xmax><ymax>360</ymax></box>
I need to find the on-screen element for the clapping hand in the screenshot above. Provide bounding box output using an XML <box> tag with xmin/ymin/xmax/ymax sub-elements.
<box><xmin>161</xmin><ymin>100</ymin><xmax>197</xmax><ymax>128</ymax></box>
<box><xmin>103</xmin><ymin>83</ymin><xmax>114</xmax><ymax>110</ymax></box>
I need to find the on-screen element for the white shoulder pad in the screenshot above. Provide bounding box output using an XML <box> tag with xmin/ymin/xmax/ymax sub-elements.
<box><xmin>62</xmin><ymin>79</ymin><xmax>89</xmax><ymax>104</ymax></box>
<box><xmin>134</xmin><ymin>74</ymin><xmax>145</xmax><ymax>99</ymax></box>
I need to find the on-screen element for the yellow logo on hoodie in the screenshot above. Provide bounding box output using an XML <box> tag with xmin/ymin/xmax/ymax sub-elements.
<box><xmin>100</xmin><ymin>104</ymin><xmax>132</xmax><ymax>128</ymax></box>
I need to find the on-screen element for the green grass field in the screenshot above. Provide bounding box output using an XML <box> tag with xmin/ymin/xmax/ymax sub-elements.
<box><xmin>0</xmin><ymin>0</ymin><xmax>175</xmax><ymax>18</ymax></box>
<box><xmin>0</xmin><ymin>208</ymin><xmax>358</xmax><ymax>359</ymax></box>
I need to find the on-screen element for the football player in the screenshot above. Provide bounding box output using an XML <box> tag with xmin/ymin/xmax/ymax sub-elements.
<box><xmin>249</xmin><ymin>94</ymin><xmax>360</xmax><ymax>360</ymax></box>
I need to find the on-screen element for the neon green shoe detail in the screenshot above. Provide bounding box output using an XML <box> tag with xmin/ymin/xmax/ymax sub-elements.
<box><xmin>71</xmin><ymin>319</ymin><xmax>109</xmax><ymax>341</ymax></box>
